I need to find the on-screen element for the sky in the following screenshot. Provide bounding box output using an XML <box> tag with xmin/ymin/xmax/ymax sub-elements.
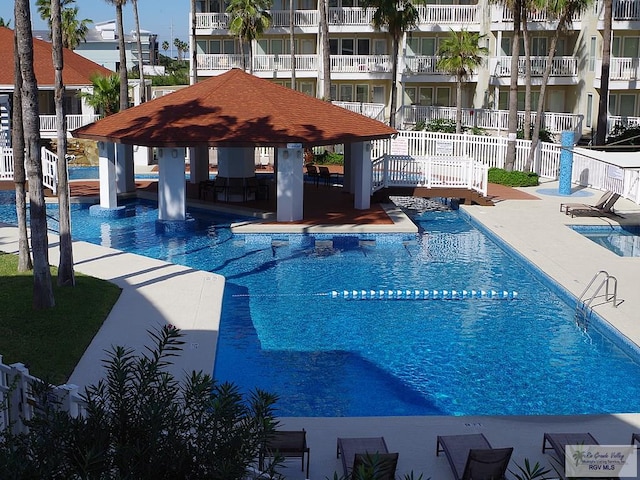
<box><xmin>0</xmin><ymin>0</ymin><xmax>190</xmax><ymax>47</ymax></box>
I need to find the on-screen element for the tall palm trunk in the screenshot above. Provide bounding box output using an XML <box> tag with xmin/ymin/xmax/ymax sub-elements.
<box><xmin>191</xmin><ymin>0</ymin><xmax>198</xmax><ymax>85</ymax></box>
<box><xmin>522</xmin><ymin>8</ymin><xmax>532</xmax><ymax>140</ymax></box>
<box><xmin>455</xmin><ymin>73</ymin><xmax>463</xmax><ymax>134</ymax></box>
<box><xmin>319</xmin><ymin>0</ymin><xmax>331</xmax><ymax>101</ymax></box>
<box><xmin>15</xmin><ymin>0</ymin><xmax>55</xmax><ymax>308</ymax></box>
<box><xmin>389</xmin><ymin>34</ymin><xmax>400</xmax><ymax>128</ymax></box>
<box><xmin>595</xmin><ymin>0</ymin><xmax>612</xmax><ymax>145</ymax></box>
<box><xmin>12</xmin><ymin>30</ymin><xmax>32</xmax><ymax>272</ymax></box>
<box><xmin>115</xmin><ymin>2</ymin><xmax>129</xmax><ymax>111</ymax></box>
<box><xmin>52</xmin><ymin>0</ymin><xmax>75</xmax><ymax>286</ymax></box>
<box><xmin>132</xmin><ymin>0</ymin><xmax>146</xmax><ymax>103</ymax></box>
<box><xmin>505</xmin><ymin>0</ymin><xmax>522</xmax><ymax>171</ymax></box>
<box><xmin>290</xmin><ymin>0</ymin><xmax>296</xmax><ymax>90</ymax></box>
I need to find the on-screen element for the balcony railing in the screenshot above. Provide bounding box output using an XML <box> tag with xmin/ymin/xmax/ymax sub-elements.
<box><xmin>195</xmin><ymin>12</ymin><xmax>230</xmax><ymax>29</ymax></box>
<box><xmin>404</xmin><ymin>55</ymin><xmax>476</xmax><ymax>75</ymax></box>
<box><xmin>415</xmin><ymin>4</ymin><xmax>479</xmax><ymax>24</ymax></box>
<box><xmin>253</xmin><ymin>54</ymin><xmax>318</xmax><ymax>72</ymax></box>
<box><xmin>612</xmin><ymin>0</ymin><xmax>640</xmax><ymax>20</ymax></box>
<box><xmin>269</xmin><ymin>9</ymin><xmax>319</xmax><ymax>27</ymax></box>
<box><xmin>597</xmin><ymin>57</ymin><xmax>640</xmax><ymax>81</ymax></box>
<box><xmin>332</xmin><ymin>101</ymin><xmax>385</xmax><ymax>122</ymax></box>
<box><xmin>401</xmin><ymin>105</ymin><xmax>583</xmax><ymax>136</ymax></box>
<box><xmin>499</xmin><ymin>5</ymin><xmax>582</xmax><ymax>22</ymax></box>
<box><xmin>196</xmin><ymin>53</ymin><xmax>247</xmax><ymax>71</ymax></box>
<box><xmin>491</xmin><ymin>56</ymin><xmax>578</xmax><ymax>77</ymax></box>
<box><xmin>608</xmin><ymin>115</ymin><xmax>640</xmax><ymax>134</ymax></box>
<box><xmin>39</xmin><ymin>114</ymin><xmax>101</xmax><ymax>134</ymax></box>
<box><xmin>330</xmin><ymin>55</ymin><xmax>392</xmax><ymax>73</ymax></box>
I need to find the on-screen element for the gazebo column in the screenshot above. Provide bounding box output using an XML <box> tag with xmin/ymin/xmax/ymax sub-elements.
<box><xmin>157</xmin><ymin>147</ymin><xmax>186</xmax><ymax>221</ymax></box>
<box><xmin>343</xmin><ymin>143</ymin><xmax>353</xmax><ymax>194</ymax></box>
<box><xmin>189</xmin><ymin>146</ymin><xmax>210</xmax><ymax>184</ymax></box>
<box><xmin>276</xmin><ymin>146</ymin><xmax>303</xmax><ymax>222</ymax></box>
<box><xmin>217</xmin><ymin>147</ymin><xmax>255</xmax><ymax>177</ymax></box>
<box><xmin>351</xmin><ymin>141</ymin><xmax>372</xmax><ymax>210</ymax></box>
<box><xmin>115</xmin><ymin>144</ymin><xmax>135</xmax><ymax>193</ymax></box>
<box><xmin>89</xmin><ymin>141</ymin><xmax>129</xmax><ymax>217</ymax></box>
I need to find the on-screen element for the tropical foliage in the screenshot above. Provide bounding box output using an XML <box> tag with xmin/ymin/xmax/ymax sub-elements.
<box><xmin>35</xmin><ymin>0</ymin><xmax>92</xmax><ymax>50</ymax></box>
<box><xmin>0</xmin><ymin>326</ymin><xmax>281</xmax><ymax>479</ymax></box>
<box><xmin>437</xmin><ymin>29</ymin><xmax>488</xmax><ymax>134</ymax></box>
<box><xmin>360</xmin><ymin>0</ymin><xmax>418</xmax><ymax>128</ymax></box>
<box><xmin>79</xmin><ymin>73</ymin><xmax>120</xmax><ymax>116</ymax></box>
<box><xmin>226</xmin><ymin>0</ymin><xmax>272</xmax><ymax>73</ymax></box>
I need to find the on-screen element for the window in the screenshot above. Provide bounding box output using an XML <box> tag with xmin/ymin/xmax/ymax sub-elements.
<box><xmin>373</xmin><ymin>39</ymin><xmax>386</xmax><ymax>55</ymax></box>
<box><xmin>531</xmin><ymin>37</ymin><xmax>548</xmax><ymax>56</ymax></box>
<box><xmin>356</xmin><ymin>84</ymin><xmax>369</xmax><ymax>102</ymax></box>
<box><xmin>619</xmin><ymin>94</ymin><xmax>636</xmax><ymax>117</ymax></box>
<box><xmin>330</xmin><ymin>84</ymin><xmax>337</xmax><ymax>101</ymax></box>
<box><xmin>372</xmin><ymin>85</ymin><xmax>385</xmax><ymax>104</ymax></box>
<box><xmin>357</xmin><ymin>38</ymin><xmax>370</xmax><ymax>55</ymax></box>
<box><xmin>272</xmin><ymin>39</ymin><xmax>284</xmax><ymax>55</ymax></box>
<box><xmin>609</xmin><ymin>93</ymin><xmax>617</xmax><ymax>115</ymax></box>
<box><xmin>329</xmin><ymin>39</ymin><xmax>338</xmax><ymax>55</ymax></box>
<box><xmin>586</xmin><ymin>94</ymin><xmax>593</xmax><ymax>128</ymax></box>
<box><xmin>341</xmin><ymin>39</ymin><xmax>354</xmax><ymax>55</ymax></box>
<box><xmin>196</xmin><ymin>40</ymin><xmax>208</xmax><ymax>54</ymax></box>
<box><xmin>419</xmin><ymin>87</ymin><xmax>433</xmax><ymax>105</ymax></box>
<box><xmin>589</xmin><ymin>36</ymin><xmax>596</xmax><ymax>72</ymax></box>
<box><xmin>300</xmin><ymin>82</ymin><xmax>314</xmax><ymax>96</ymax></box>
<box><xmin>405</xmin><ymin>87</ymin><xmax>417</xmax><ymax>105</ymax></box>
<box><xmin>340</xmin><ymin>84</ymin><xmax>354</xmax><ymax>101</ymax></box>
<box><xmin>623</xmin><ymin>37</ymin><xmax>640</xmax><ymax>58</ymax></box>
<box><xmin>436</xmin><ymin>87</ymin><xmax>450</xmax><ymax>106</ymax></box>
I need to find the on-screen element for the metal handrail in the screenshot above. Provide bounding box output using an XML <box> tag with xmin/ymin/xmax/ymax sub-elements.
<box><xmin>576</xmin><ymin>270</ymin><xmax>618</xmax><ymax>329</ymax></box>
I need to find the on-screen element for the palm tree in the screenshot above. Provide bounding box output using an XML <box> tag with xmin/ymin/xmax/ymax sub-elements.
<box><xmin>12</xmin><ymin>26</ymin><xmax>32</xmax><ymax>272</ymax></box>
<box><xmin>504</xmin><ymin>0</ymin><xmax>522</xmax><ymax>171</ymax></box>
<box><xmin>132</xmin><ymin>0</ymin><xmax>146</xmax><ymax>102</ymax></box>
<box><xmin>162</xmin><ymin>40</ymin><xmax>169</xmax><ymax>53</ymax></box>
<box><xmin>437</xmin><ymin>30</ymin><xmax>488</xmax><ymax>134</ymax></box>
<box><xmin>319</xmin><ymin>0</ymin><xmax>330</xmax><ymax>100</ymax></box>
<box><xmin>226</xmin><ymin>0</ymin><xmax>272</xmax><ymax>73</ymax></box>
<box><xmin>191</xmin><ymin>0</ymin><xmax>197</xmax><ymax>84</ymax></box>
<box><xmin>79</xmin><ymin>73</ymin><xmax>121</xmax><ymax>116</ymax></box>
<box><xmin>105</xmin><ymin>0</ymin><xmax>129</xmax><ymax>111</ymax></box>
<box><xmin>51</xmin><ymin>0</ymin><xmax>75</xmax><ymax>286</ymax></box>
<box><xmin>360</xmin><ymin>0</ymin><xmax>419</xmax><ymax>128</ymax></box>
<box><xmin>0</xmin><ymin>17</ymin><xmax>11</xmax><ymax>27</ymax></box>
<box><xmin>525</xmin><ymin>0</ymin><xmax>592</xmax><ymax>170</ymax></box>
<box><xmin>595</xmin><ymin>0</ymin><xmax>612</xmax><ymax>145</ymax></box>
<box><xmin>36</xmin><ymin>0</ymin><xmax>92</xmax><ymax>50</ymax></box>
<box><xmin>14</xmin><ymin>0</ymin><xmax>55</xmax><ymax>308</ymax></box>
<box><xmin>521</xmin><ymin>0</ymin><xmax>532</xmax><ymax>140</ymax></box>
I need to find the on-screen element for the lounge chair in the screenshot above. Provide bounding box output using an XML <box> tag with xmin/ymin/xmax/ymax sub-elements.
<box><xmin>542</xmin><ymin>432</ymin><xmax>599</xmax><ymax>477</ymax></box>
<box><xmin>632</xmin><ymin>433</ymin><xmax>640</xmax><ymax>445</ymax></box>
<box><xmin>560</xmin><ymin>190</ymin><xmax>613</xmax><ymax>214</ymax></box>
<box><xmin>305</xmin><ymin>164</ymin><xmax>320</xmax><ymax>186</ymax></box>
<box><xmin>567</xmin><ymin>192</ymin><xmax>621</xmax><ymax>218</ymax></box>
<box><xmin>318</xmin><ymin>166</ymin><xmax>338</xmax><ymax>186</ymax></box>
<box><xmin>261</xmin><ymin>429</ymin><xmax>310</xmax><ymax>478</ymax></box>
<box><xmin>337</xmin><ymin>437</ymin><xmax>398</xmax><ymax>480</ymax></box>
<box><xmin>436</xmin><ymin>433</ymin><xmax>513</xmax><ymax>480</ymax></box>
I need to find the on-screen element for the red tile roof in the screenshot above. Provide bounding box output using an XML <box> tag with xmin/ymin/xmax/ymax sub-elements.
<box><xmin>0</xmin><ymin>26</ymin><xmax>113</xmax><ymax>87</ymax></box>
<box><xmin>73</xmin><ymin>69</ymin><xmax>397</xmax><ymax>147</ymax></box>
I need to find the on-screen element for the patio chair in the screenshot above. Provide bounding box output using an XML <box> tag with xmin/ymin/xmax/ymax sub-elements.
<box><xmin>305</xmin><ymin>164</ymin><xmax>320</xmax><ymax>186</ymax></box>
<box><xmin>337</xmin><ymin>437</ymin><xmax>397</xmax><ymax>480</ymax></box>
<box><xmin>560</xmin><ymin>190</ymin><xmax>613</xmax><ymax>214</ymax></box>
<box><xmin>542</xmin><ymin>432</ymin><xmax>599</xmax><ymax>478</ymax></box>
<box><xmin>568</xmin><ymin>192</ymin><xmax>621</xmax><ymax>218</ymax></box>
<box><xmin>436</xmin><ymin>433</ymin><xmax>513</xmax><ymax>480</ymax></box>
<box><xmin>261</xmin><ymin>429</ymin><xmax>310</xmax><ymax>478</ymax></box>
<box><xmin>318</xmin><ymin>166</ymin><xmax>338</xmax><ymax>186</ymax></box>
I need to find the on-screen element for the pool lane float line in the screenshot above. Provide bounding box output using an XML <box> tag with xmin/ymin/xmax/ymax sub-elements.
<box><xmin>329</xmin><ymin>289</ymin><xmax>518</xmax><ymax>300</ymax></box>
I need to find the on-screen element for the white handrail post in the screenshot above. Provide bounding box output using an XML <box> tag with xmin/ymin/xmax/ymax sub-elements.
<box><xmin>383</xmin><ymin>154</ymin><xmax>389</xmax><ymax>188</ymax></box>
<box><xmin>533</xmin><ymin>141</ymin><xmax>542</xmax><ymax>175</ymax></box>
<box><xmin>8</xmin><ymin>363</ymin><xmax>30</xmax><ymax>435</ymax></box>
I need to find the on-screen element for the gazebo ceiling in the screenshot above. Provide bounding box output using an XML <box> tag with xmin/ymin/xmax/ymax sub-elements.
<box><xmin>73</xmin><ymin>69</ymin><xmax>397</xmax><ymax>148</ymax></box>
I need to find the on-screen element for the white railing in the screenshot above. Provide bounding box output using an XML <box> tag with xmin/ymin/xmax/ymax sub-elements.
<box><xmin>328</xmin><ymin>7</ymin><xmax>377</xmax><ymax>25</ymax></box>
<box><xmin>41</xmin><ymin>147</ymin><xmax>58</xmax><ymax>194</ymax></box>
<box><xmin>196</xmin><ymin>53</ymin><xmax>247</xmax><ymax>71</ymax></box>
<box><xmin>270</xmin><ymin>54</ymin><xmax>318</xmax><ymax>71</ymax></box>
<box><xmin>371</xmin><ymin>155</ymin><xmax>488</xmax><ymax>196</ymax></box>
<box><xmin>331</xmin><ymin>55</ymin><xmax>392</xmax><ymax>73</ymax></box>
<box><xmin>601</xmin><ymin>57</ymin><xmax>640</xmax><ymax>80</ymax></box>
<box><xmin>401</xmin><ymin>106</ymin><xmax>584</xmax><ymax>136</ymax></box>
<box><xmin>416</xmin><ymin>4</ymin><xmax>479</xmax><ymax>24</ymax></box>
<box><xmin>613</xmin><ymin>0</ymin><xmax>640</xmax><ymax>20</ymax></box>
<box><xmin>371</xmin><ymin>130</ymin><xmax>563</xmax><ymax>179</ymax></box>
<box><xmin>608</xmin><ymin>115</ymin><xmax>640</xmax><ymax>135</ymax></box>
<box><xmin>404</xmin><ymin>56</ymin><xmax>448</xmax><ymax>75</ymax></box>
<box><xmin>332</xmin><ymin>101</ymin><xmax>386</xmax><ymax>122</ymax></box>
<box><xmin>39</xmin><ymin>114</ymin><xmax>101</xmax><ymax>134</ymax></box>
<box><xmin>195</xmin><ymin>12</ymin><xmax>230</xmax><ymax>30</ymax></box>
<box><xmin>572</xmin><ymin>148</ymin><xmax>640</xmax><ymax>204</ymax></box>
<box><xmin>491</xmin><ymin>56</ymin><xmax>578</xmax><ymax>77</ymax></box>
<box><xmin>0</xmin><ymin>146</ymin><xmax>14</xmax><ymax>179</ymax></box>
<box><xmin>499</xmin><ymin>5</ymin><xmax>582</xmax><ymax>22</ymax></box>
<box><xmin>269</xmin><ymin>9</ymin><xmax>319</xmax><ymax>27</ymax></box>
<box><xmin>0</xmin><ymin>358</ymin><xmax>86</xmax><ymax>435</ymax></box>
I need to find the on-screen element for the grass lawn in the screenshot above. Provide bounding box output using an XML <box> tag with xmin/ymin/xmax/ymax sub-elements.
<box><xmin>0</xmin><ymin>252</ymin><xmax>121</xmax><ymax>384</ymax></box>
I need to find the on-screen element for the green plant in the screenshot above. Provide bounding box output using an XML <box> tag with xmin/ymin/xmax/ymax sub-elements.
<box><xmin>314</xmin><ymin>150</ymin><xmax>344</xmax><ymax>165</ymax></box>
<box><xmin>423</xmin><ymin>118</ymin><xmax>457</xmax><ymax>133</ymax></box>
<box><xmin>0</xmin><ymin>325</ymin><xmax>281</xmax><ymax>479</ymax></box>
<box><xmin>510</xmin><ymin>458</ymin><xmax>552</xmax><ymax>480</ymax></box>
<box><xmin>517</xmin><ymin>127</ymin><xmax>554</xmax><ymax>144</ymax></box>
<box><xmin>488</xmin><ymin>167</ymin><xmax>539</xmax><ymax>187</ymax></box>
<box><xmin>606</xmin><ymin>124</ymin><xmax>640</xmax><ymax>146</ymax></box>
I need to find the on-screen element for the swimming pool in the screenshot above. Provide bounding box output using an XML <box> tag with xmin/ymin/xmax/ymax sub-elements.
<box><xmin>571</xmin><ymin>225</ymin><xmax>640</xmax><ymax>257</ymax></box>
<box><xmin>2</xmin><ymin>193</ymin><xmax>640</xmax><ymax>417</ymax></box>
<box><xmin>68</xmin><ymin>166</ymin><xmax>206</xmax><ymax>181</ymax></box>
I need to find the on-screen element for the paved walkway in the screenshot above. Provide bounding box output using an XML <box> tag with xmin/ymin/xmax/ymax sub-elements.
<box><xmin>2</xmin><ymin>180</ymin><xmax>640</xmax><ymax>479</ymax></box>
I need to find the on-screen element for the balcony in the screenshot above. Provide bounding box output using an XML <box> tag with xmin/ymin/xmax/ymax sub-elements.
<box><xmin>330</xmin><ymin>55</ymin><xmax>392</xmax><ymax>74</ymax></box>
<box><xmin>404</xmin><ymin>56</ymin><xmax>478</xmax><ymax>79</ymax></box>
<box><xmin>269</xmin><ymin>9</ymin><xmax>319</xmax><ymax>28</ymax></box>
<box><xmin>414</xmin><ymin>4</ymin><xmax>480</xmax><ymax>29</ymax></box>
<box><xmin>253</xmin><ymin>54</ymin><xmax>319</xmax><ymax>74</ymax></box>
<box><xmin>39</xmin><ymin>114</ymin><xmax>101</xmax><ymax>139</ymax></box>
<box><xmin>612</xmin><ymin>0</ymin><xmax>640</xmax><ymax>20</ymax></box>
<box><xmin>489</xmin><ymin>56</ymin><xmax>579</xmax><ymax>84</ymax></box>
<box><xmin>495</xmin><ymin>5</ymin><xmax>582</xmax><ymax>26</ymax></box>
<box><xmin>195</xmin><ymin>12</ymin><xmax>230</xmax><ymax>31</ymax></box>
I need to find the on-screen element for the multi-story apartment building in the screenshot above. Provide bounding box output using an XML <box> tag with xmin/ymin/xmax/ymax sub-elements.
<box><xmin>191</xmin><ymin>0</ymin><xmax>640</xmax><ymax>138</ymax></box>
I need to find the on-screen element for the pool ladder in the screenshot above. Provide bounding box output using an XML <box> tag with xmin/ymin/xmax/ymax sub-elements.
<box><xmin>575</xmin><ymin>270</ymin><xmax>618</xmax><ymax>329</ymax></box>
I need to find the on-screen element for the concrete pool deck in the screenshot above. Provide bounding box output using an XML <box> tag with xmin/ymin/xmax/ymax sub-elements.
<box><xmin>2</xmin><ymin>180</ymin><xmax>640</xmax><ymax>478</ymax></box>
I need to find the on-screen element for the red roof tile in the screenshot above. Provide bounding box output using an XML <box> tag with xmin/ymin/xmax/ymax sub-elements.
<box><xmin>0</xmin><ymin>26</ymin><xmax>113</xmax><ymax>87</ymax></box>
<box><xmin>73</xmin><ymin>69</ymin><xmax>397</xmax><ymax>147</ymax></box>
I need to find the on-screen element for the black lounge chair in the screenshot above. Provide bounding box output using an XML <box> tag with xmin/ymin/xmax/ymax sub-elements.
<box><xmin>561</xmin><ymin>190</ymin><xmax>613</xmax><ymax>214</ymax></box>
<box><xmin>542</xmin><ymin>432</ymin><xmax>599</xmax><ymax>478</ymax></box>
<box><xmin>337</xmin><ymin>437</ymin><xmax>398</xmax><ymax>480</ymax></box>
<box><xmin>305</xmin><ymin>164</ymin><xmax>320</xmax><ymax>186</ymax></box>
<box><xmin>262</xmin><ymin>429</ymin><xmax>310</xmax><ymax>478</ymax></box>
<box><xmin>436</xmin><ymin>433</ymin><xmax>513</xmax><ymax>480</ymax></box>
<box><xmin>568</xmin><ymin>192</ymin><xmax>621</xmax><ymax>218</ymax></box>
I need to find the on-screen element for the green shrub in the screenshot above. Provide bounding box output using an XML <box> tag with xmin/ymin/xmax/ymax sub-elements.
<box><xmin>488</xmin><ymin>167</ymin><xmax>539</xmax><ymax>187</ymax></box>
<box><xmin>606</xmin><ymin>125</ymin><xmax>640</xmax><ymax>145</ymax></box>
<box><xmin>517</xmin><ymin>127</ymin><xmax>555</xmax><ymax>143</ymax></box>
<box><xmin>314</xmin><ymin>150</ymin><xmax>344</xmax><ymax>165</ymax></box>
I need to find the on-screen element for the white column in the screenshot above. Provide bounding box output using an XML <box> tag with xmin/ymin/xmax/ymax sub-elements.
<box><xmin>217</xmin><ymin>147</ymin><xmax>255</xmax><ymax>178</ymax></box>
<box><xmin>189</xmin><ymin>145</ymin><xmax>210</xmax><ymax>184</ymax></box>
<box><xmin>98</xmin><ymin>141</ymin><xmax>117</xmax><ymax>209</ymax></box>
<box><xmin>157</xmin><ymin>147</ymin><xmax>186</xmax><ymax>221</ymax></box>
<box><xmin>133</xmin><ymin>145</ymin><xmax>152</xmax><ymax>166</ymax></box>
<box><xmin>115</xmin><ymin>143</ymin><xmax>135</xmax><ymax>193</ymax></box>
<box><xmin>351</xmin><ymin>141</ymin><xmax>372</xmax><ymax>210</ymax></box>
<box><xmin>276</xmin><ymin>147</ymin><xmax>304</xmax><ymax>222</ymax></box>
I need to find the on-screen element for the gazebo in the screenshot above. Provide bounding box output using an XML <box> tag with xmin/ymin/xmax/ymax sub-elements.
<box><xmin>73</xmin><ymin>69</ymin><xmax>397</xmax><ymax>222</ymax></box>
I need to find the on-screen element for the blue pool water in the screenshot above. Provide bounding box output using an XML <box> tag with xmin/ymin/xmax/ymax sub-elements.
<box><xmin>2</xmin><ymin>192</ymin><xmax>640</xmax><ymax>416</ymax></box>
<box><xmin>68</xmin><ymin>166</ymin><xmax>205</xmax><ymax>181</ymax></box>
<box><xmin>571</xmin><ymin>225</ymin><xmax>640</xmax><ymax>257</ymax></box>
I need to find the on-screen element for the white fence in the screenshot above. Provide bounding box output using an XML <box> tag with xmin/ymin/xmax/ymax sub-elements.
<box><xmin>332</xmin><ymin>101</ymin><xmax>385</xmax><ymax>122</ymax></box>
<box><xmin>0</xmin><ymin>357</ymin><xmax>86</xmax><ymax>435</ymax></box>
<box><xmin>372</xmin><ymin>155</ymin><xmax>488</xmax><ymax>196</ymax></box>
<box><xmin>0</xmin><ymin>147</ymin><xmax>13</xmax><ymax>180</ymax></box>
<box><xmin>372</xmin><ymin>130</ymin><xmax>562</xmax><ymax>179</ymax></box>
<box><xmin>572</xmin><ymin>150</ymin><xmax>640</xmax><ymax>205</ymax></box>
